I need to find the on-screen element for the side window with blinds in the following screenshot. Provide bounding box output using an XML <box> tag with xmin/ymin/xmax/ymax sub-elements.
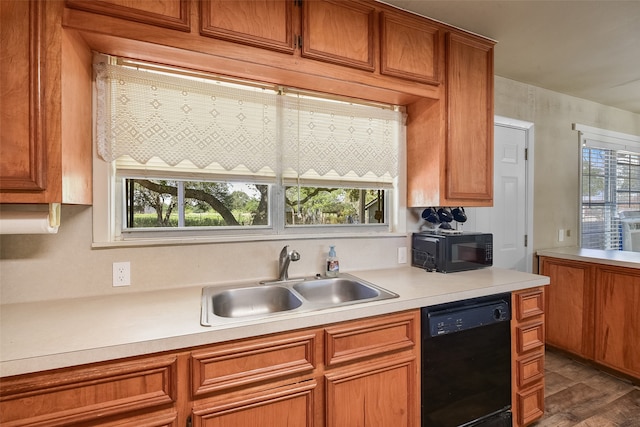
<box><xmin>94</xmin><ymin>58</ymin><xmax>404</xmax><ymax>241</ymax></box>
<box><xmin>579</xmin><ymin>125</ymin><xmax>640</xmax><ymax>251</ymax></box>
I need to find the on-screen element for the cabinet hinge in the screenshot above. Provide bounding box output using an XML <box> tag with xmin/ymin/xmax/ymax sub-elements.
<box><xmin>524</xmin><ymin>148</ymin><xmax>529</xmax><ymax>161</ymax></box>
<box><xmin>186</xmin><ymin>415</ymin><xmax>192</xmax><ymax>427</ymax></box>
<box><xmin>524</xmin><ymin>234</ymin><xmax>528</xmax><ymax>247</ymax></box>
<box><xmin>295</xmin><ymin>34</ymin><xmax>303</xmax><ymax>49</ymax></box>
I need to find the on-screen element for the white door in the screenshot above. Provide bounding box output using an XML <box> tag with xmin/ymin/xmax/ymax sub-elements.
<box><xmin>467</xmin><ymin>118</ymin><xmax>533</xmax><ymax>272</ymax></box>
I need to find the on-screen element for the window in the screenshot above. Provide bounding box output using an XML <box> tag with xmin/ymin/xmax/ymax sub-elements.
<box><xmin>93</xmin><ymin>58</ymin><xmax>405</xmax><ymax>243</ymax></box>
<box><xmin>578</xmin><ymin>124</ymin><xmax>640</xmax><ymax>251</ymax></box>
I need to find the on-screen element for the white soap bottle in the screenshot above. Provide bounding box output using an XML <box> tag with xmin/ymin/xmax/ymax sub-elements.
<box><xmin>326</xmin><ymin>245</ymin><xmax>339</xmax><ymax>277</ymax></box>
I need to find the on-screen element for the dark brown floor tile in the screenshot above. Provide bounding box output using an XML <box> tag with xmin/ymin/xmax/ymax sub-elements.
<box><xmin>546</xmin><ymin>370</ymin><xmax>575</xmax><ymax>395</ymax></box>
<box><xmin>531</xmin><ymin>412</ymin><xmax>580</xmax><ymax>427</ymax></box>
<box><xmin>574</xmin><ymin>415</ymin><xmax>621</xmax><ymax>427</ymax></box>
<box><xmin>599</xmin><ymin>389</ymin><xmax>640</xmax><ymax>426</ymax></box>
<box><xmin>554</xmin><ymin>359</ymin><xmax>600</xmax><ymax>383</ymax></box>
<box><xmin>544</xmin><ymin>383</ymin><xmax>606</xmax><ymax>416</ymax></box>
<box><xmin>545</xmin><ymin>350</ymin><xmax>574</xmax><ymax>372</ymax></box>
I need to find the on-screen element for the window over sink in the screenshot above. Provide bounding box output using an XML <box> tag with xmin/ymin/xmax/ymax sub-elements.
<box><xmin>92</xmin><ymin>57</ymin><xmax>405</xmax><ymax>245</ymax></box>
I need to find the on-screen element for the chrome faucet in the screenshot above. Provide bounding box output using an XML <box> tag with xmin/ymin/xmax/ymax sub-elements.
<box><xmin>278</xmin><ymin>245</ymin><xmax>300</xmax><ymax>281</ymax></box>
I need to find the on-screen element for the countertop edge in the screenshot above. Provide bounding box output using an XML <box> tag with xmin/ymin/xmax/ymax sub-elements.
<box><xmin>537</xmin><ymin>247</ymin><xmax>640</xmax><ymax>269</ymax></box>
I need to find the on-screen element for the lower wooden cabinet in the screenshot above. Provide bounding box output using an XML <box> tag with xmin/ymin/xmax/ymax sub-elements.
<box><xmin>0</xmin><ymin>310</ymin><xmax>419</xmax><ymax>427</ymax></box>
<box><xmin>511</xmin><ymin>287</ymin><xmax>545</xmax><ymax>427</ymax></box>
<box><xmin>540</xmin><ymin>256</ymin><xmax>640</xmax><ymax>380</ymax></box>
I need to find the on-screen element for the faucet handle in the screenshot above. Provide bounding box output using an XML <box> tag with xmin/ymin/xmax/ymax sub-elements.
<box><xmin>279</xmin><ymin>245</ymin><xmax>289</xmax><ymax>259</ymax></box>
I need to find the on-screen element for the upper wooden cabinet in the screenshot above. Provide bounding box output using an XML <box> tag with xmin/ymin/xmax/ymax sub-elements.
<box><xmin>66</xmin><ymin>0</ymin><xmax>191</xmax><ymax>31</ymax></box>
<box><xmin>200</xmin><ymin>0</ymin><xmax>295</xmax><ymax>54</ymax></box>
<box><xmin>380</xmin><ymin>10</ymin><xmax>441</xmax><ymax>85</ymax></box>
<box><xmin>302</xmin><ymin>0</ymin><xmax>375</xmax><ymax>71</ymax></box>
<box><xmin>406</xmin><ymin>31</ymin><xmax>494</xmax><ymax>207</ymax></box>
<box><xmin>1</xmin><ymin>0</ymin><xmax>92</xmax><ymax>204</ymax></box>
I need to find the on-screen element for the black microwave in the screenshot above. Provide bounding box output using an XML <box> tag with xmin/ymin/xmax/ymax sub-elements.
<box><xmin>412</xmin><ymin>232</ymin><xmax>493</xmax><ymax>273</ymax></box>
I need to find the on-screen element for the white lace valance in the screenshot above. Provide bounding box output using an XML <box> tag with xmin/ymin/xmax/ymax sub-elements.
<box><xmin>95</xmin><ymin>61</ymin><xmax>404</xmax><ymax>184</ymax></box>
<box><xmin>95</xmin><ymin>62</ymin><xmax>278</xmax><ymax>174</ymax></box>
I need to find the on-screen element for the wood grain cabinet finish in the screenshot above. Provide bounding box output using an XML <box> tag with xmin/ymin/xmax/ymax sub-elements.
<box><xmin>594</xmin><ymin>266</ymin><xmax>640</xmax><ymax>378</ymax></box>
<box><xmin>301</xmin><ymin>0</ymin><xmax>375</xmax><ymax>71</ymax></box>
<box><xmin>65</xmin><ymin>0</ymin><xmax>191</xmax><ymax>31</ymax></box>
<box><xmin>444</xmin><ymin>32</ymin><xmax>494</xmax><ymax>205</ymax></box>
<box><xmin>200</xmin><ymin>0</ymin><xmax>295</xmax><ymax>54</ymax></box>
<box><xmin>540</xmin><ymin>256</ymin><xmax>639</xmax><ymax>380</ymax></box>
<box><xmin>1</xmin><ymin>0</ymin><xmax>92</xmax><ymax>204</ymax></box>
<box><xmin>379</xmin><ymin>10</ymin><xmax>441</xmax><ymax>85</ymax></box>
<box><xmin>0</xmin><ymin>355</ymin><xmax>179</xmax><ymax>427</ymax></box>
<box><xmin>511</xmin><ymin>287</ymin><xmax>545</xmax><ymax>427</ymax></box>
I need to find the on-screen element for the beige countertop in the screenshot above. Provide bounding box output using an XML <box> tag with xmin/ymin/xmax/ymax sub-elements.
<box><xmin>0</xmin><ymin>266</ymin><xmax>549</xmax><ymax>377</ymax></box>
<box><xmin>537</xmin><ymin>247</ymin><xmax>640</xmax><ymax>269</ymax></box>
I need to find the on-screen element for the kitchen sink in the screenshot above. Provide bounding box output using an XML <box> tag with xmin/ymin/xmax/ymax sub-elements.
<box><xmin>210</xmin><ymin>286</ymin><xmax>303</xmax><ymax>318</ymax></box>
<box><xmin>293</xmin><ymin>278</ymin><xmax>380</xmax><ymax>303</ymax></box>
<box><xmin>201</xmin><ymin>274</ymin><xmax>398</xmax><ymax>326</ymax></box>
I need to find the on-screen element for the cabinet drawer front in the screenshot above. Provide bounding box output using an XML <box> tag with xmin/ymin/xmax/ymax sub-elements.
<box><xmin>325</xmin><ymin>310</ymin><xmax>418</xmax><ymax>366</ymax></box>
<box><xmin>516</xmin><ymin>383</ymin><xmax>544</xmax><ymax>426</ymax></box>
<box><xmin>192</xmin><ymin>380</ymin><xmax>316</xmax><ymax>427</ymax></box>
<box><xmin>516</xmin><ymin>351</ymin><xmax>544</xmax><ymax>389</ymax></box>
<box><xmin>515</xmin><ymin>288</ymin><xmax>544</xmax><ymax>321</ymax></box>
<box><xmin>0</xmin><ymin>356</ymin><xmax>178</xmax><ymax>427</ymax></box>
<box><xmin>516</xmin><ymin>321</ymin><xmax>545</xmax><ymax>354</ymax></box>
<box><xmin>191</xmin><ymin>332</ymin><xmax>317</xmax><ymax>396</ymax></box>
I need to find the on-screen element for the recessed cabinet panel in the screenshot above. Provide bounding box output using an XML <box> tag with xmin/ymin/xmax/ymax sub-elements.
<box><xmin>200</xmin><ymin>0</ymin><xmax>295</xmax><ymax>53</ymax></box>
<box><xmin>302</xmin><ymin>0</ymin><xmax>375</xmax><ymax>71</ymax></box>
<box><xmin>0</xmin><ymin>0</ymin><xmax>46</xmax><ymax>192</ymax></box>
<box><xmin>66</xmin><ymin>0</ymin><xmax>190</xmax><ymax>31</ymax></box>
<box><xmin>445</xmin><ymin>32</ymin><xmax>494</xmax><ymax>203</ymax></box>
<box><xmin>380</xmin><ymin>11</ymin><xmax>440</xmax><ymax>84</ymax></box>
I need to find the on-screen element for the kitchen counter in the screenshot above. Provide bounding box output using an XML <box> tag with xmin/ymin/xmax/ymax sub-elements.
<box><xmin>0</xmin><ymin>266</ymin><xmax>548</xmax><ymax>377</ymax></box>
<box><xmin>537</xmin><ymin>247</ymin><xmax>640</xmax><ymax>269</ymax></box>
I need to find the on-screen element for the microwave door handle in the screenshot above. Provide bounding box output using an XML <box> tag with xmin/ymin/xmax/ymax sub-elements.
<box><xmin>425</xmin><ymin>238</ymin><xmax>439</xmax><ymax>272</ymax></box>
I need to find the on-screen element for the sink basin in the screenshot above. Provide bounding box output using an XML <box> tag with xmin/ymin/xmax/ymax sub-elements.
<box><xmin>209</xmin><ymin>286</ymin><xmax>302</xmax><ymax>318</ymax></box>
<box><xmin>293</xmin><ymin>278</ymin><xmax>379</xmax><ymax>303</ymax></box>
<box><xmin>201</xmin><ymin>273</ymin><xmax>398</xmax><ymax>326</ymax></box>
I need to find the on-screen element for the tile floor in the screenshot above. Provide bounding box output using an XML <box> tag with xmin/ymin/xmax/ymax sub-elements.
<box><xmin>531</xmin><ymin>349</ymin><xmax>640</xmax><ymax>427</ymax></box>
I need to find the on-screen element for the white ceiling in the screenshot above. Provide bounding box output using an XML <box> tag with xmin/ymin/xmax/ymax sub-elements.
<box><xmin>380</xmin><ymin>0</ymin><xmax>640</xmax><ymax>114</ymax></box>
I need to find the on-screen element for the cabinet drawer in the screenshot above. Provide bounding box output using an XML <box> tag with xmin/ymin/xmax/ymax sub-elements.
<box><xmin>515</xmin><ymin>351</ymin><xmax>544</xmax><ymax>389</ymax></box>
<box><xmin>0</xmin><ymin>355</ymin><xmax>178</xmax><ymax>427</ymax></box>
<box><xmin>325</xmin><ymin>310</ymin><xmax>418</xmax><ymax>366</ymax></box>
<box><xmin>515</xmin><ymin>321</ymin><xmax>545</xmax><ymax>354</ymax></box>
<box><xmin>515</xmin><ymin>383</ymin><xmax>545</xmax><ymax>426</ymax></box>
<box><xmin>514</xmin><ymin>288</ymin><xmax>544</xmax><ymax>321</ymax></box>
<box><xmin>191</xmin><ymin>331</ymin><xmax>318</xmax><ymax>396</ymax></box>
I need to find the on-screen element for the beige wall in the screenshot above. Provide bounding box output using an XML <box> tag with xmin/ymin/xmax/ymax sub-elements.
<box><xmin>494</xmin><ymin>76</ymin><xmax>640</xmax><ymax>256</ymax></box>
<box><xmin>2</xmin><ymin>77</ymin><xmax>639</xmax><ymax>304</ymax></box>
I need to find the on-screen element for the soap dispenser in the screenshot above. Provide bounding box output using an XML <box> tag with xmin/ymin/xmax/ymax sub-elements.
<box><xmin>326</xmin><ymin>245</ymin><xmax>339</xmax><ymax>277</ymax></box>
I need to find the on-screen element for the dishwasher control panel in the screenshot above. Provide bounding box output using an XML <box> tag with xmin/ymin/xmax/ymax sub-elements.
<box><xmin>424</xmin><ymin>295</ymin><xmax>511</xmax><ymax>337</ymax></box>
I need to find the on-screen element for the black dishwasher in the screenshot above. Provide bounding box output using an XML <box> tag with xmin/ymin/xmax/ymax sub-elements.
<box><xmin>421</xmin><ymin>293</ymin><xmax>512</xmax><ymax>427</ymax></box>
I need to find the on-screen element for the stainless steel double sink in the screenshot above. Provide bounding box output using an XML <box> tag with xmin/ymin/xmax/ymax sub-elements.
<box><xmin>201</xmin><ymin>273</ymin><xmax>398</xmax><ymax>326</ymax></box>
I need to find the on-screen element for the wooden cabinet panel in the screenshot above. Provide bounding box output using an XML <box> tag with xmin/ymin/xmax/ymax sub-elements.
<box><xmin>191</xmin><ymin>380</ymin><xmax>316</xmax><ymax>427</ymax></box>
<box><xmin>324</xmin><ymin>310</ymin><xmax>417</xmax><ymax>366</ymax></box>
<box><xmin>540</xmin><ymin>257</ymin><xmax>595</xmax><ymax>358</ymax></box>
<box><xmin>302</xmin><ymin>0</ymin><xmax>375</xmax><ymax>71</ymax></box>
<box><xmin>444</xmin><ymin>32</ymin><xmax>494</xmax><ymax>205</ymax></box>
<box><xmin>0</xmin><ymin>0</ymin><xmax>46</xmax><ymax>192</ymax></box>
<box><xmin>380</xmin><ymin>10</ymin><xmax>441</xmax><ymax>85</ymax></box>
<box><xmin>325</xmin><ymin>356</ymin><xmax>417</xmax><ymax>427</ymax></box>
<box><xmin>515</xmin><ymin>383</ymin><xmax>544</xmax><ymax>427</ymax></box>
<box><xmin>200</xmin><ymin>0</ymin><xmax>295</xmax><ymax>53</ymax></box>
<box><xmin>191</xmin><ymin>331</ymin><xmax>317</xmax><ymax>397</ymax></box>
<box><xmin>0</xmin><ymin>355</ymin><xmax>178</xmax><ymax>427</ymax></box>
<box><xmin>595</xmin><ymin>267</ymin><xmax>640</xmax><ymax>378</ymax></box>
<box><xmin>65</xmin><ymin>0</ymin><xmax>190</xmax><ymax>31</ymax></box>
<box><xmin>511</xmin><ymin>287</ymin><xmax>545</xmax><ymax>427</ymax></box>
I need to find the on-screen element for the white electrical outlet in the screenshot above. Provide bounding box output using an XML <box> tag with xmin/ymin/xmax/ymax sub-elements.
<box><xmin>558</xmin><ymin>229</ymin><xmax>565</xmax><ymax>242</ymax></box>
<box><xmin>113</xmin><ymin>262</ymin><xmax>131</xmax><ymax>287</ymax></box>
<box><xmin>398</xmin><ymin>247</ymin><xmax>407</xmax><ymax>264</ymax></box>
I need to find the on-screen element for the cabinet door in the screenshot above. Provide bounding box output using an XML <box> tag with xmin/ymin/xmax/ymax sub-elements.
<box><xmin>302</xmin><ymin>0</ymin><xmax>375</xmax><ymax>71</ymax></box>
<box><xmin>200</xmin><ymin>0</ymin><xmax>295</xmax><ymax>53</ymax></box>
<box><xmin>66</xmin><ymin>0</ymin><xmax>190</xmax><ymax>31</ymax></box>
<box><xmin>380</xmin><ymin>10</ymin><xmax>441</xmax><ymax>85</ymax></box>
<box><xmin>325</xmin><ymin>356</ymin><xmax>417</xmax><ymax>427</ymax></box>
<box><xmin>445</xmin><ymin>32</ymin><xmax>494</xmax><ymax>204</ymax></box>
<box><xmin>0</xmin><ymin>0</ymin><xmax>46</xmax><ymax>192</ymax></box>
<box><xmin>595</xmin><ymin>267</ymin><xmax>640</xmax><ymax>378</ymax></box>
<box><xmin>541</xmin><ymin>257</ymin><xmax>595</xmax><ymax>358</ymax></box>
<box><xmin>191</xmin><ymin>380</ymin><xmax>316</xmax><ymax>427</ymax></box>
